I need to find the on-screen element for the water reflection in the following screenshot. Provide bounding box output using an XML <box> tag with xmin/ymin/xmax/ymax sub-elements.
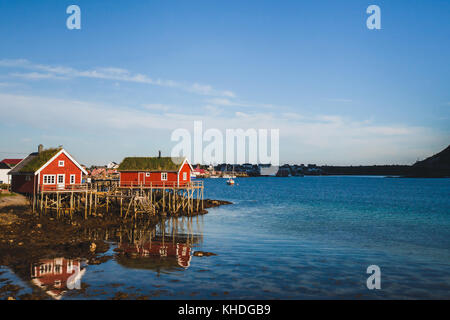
<box><xmin>115</xmin><ymin>217</ymin><xmax>203</xmax><ymax>273</ymax></box>
<box><xmin>25</xmin><ymin>216</ymin><xmax>205</xmax><ymax>298</ymax></box>
<box><xmin>30</xmin><ymin>258</ymin><xmax>86</xmax><ymax>300</ymax></box>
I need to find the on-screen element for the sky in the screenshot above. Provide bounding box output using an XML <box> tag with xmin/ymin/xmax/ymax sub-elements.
<box><xmin>0</xmin><ymin>0</ymin><xmax>449</xmax><ymax>166</ymax></box>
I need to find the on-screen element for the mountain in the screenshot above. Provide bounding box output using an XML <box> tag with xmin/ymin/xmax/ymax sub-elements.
<box><xmin>409</xmin><ymin>145</ymin><xmax>450</xmax><ymax>177</ymax></box>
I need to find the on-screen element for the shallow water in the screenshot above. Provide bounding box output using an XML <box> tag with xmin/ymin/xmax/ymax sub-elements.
<box><xmin>3</xmin><ymin>176</ymin><xmax>450</xmax><ymax>299</ymax></box>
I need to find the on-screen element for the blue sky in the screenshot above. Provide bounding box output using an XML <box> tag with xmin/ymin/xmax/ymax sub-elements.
<box><xmin>0</xmin><ymin>0</ymin><xmax>449</xmax><ymax>165</ymax></box>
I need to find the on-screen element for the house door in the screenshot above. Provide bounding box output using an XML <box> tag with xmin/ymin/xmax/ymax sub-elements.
<box><xmin>138</xmin><ymin>172</ymin><xmax>145</xmax><ymax>185</ymax></box>
<box><xmin>57</xmin><ymin>174</ymin><xmax>65</xmax><ymax>189</ymax></box>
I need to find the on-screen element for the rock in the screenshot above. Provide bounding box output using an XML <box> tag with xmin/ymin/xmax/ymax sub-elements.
<box><xmin>193</xmin><ymin>251</ymin><xmax>217</xmax><ymax>257</ymax></box>
<box><xmin>36</xmin><ymin>224</ymin><xmax>42</xmax><ymax>228</ymax></box>
<box><xmin>7</xmin><ymin>296</ymin><xmax>15</xmax><ymax>300</ymax></box>
<box><xmin>90</xmin><ymin>242</ymin><xmax>97</xmax><ymax>252</ymax></box>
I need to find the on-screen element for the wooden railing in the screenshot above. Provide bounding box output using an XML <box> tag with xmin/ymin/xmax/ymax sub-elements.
<box><xmin>39</xmin><ymin>184</ymin><xmax>89</xmax><ymax>192</ymax></box>
<box><xmin>37</xmin><ymin>180</ymin><xmax>203</xmax><ymax>193</ymax></box>
<box><xmin>119</xmin><ymin>181</ymin><xmax>203</xmax><ymax>188</ymax></box>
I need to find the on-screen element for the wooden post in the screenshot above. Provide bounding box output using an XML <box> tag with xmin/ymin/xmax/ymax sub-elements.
<box><xmin>85</xmin><ymin>189</ymin><xmax>88</xmax><ymax>219</ymax></box>
<box><xmin>56</xmin><ymin>192</ymin><xmax>59</xmax><ymax>218</ymax></box>
<box><xmin>163</xmin><ymin>184</ymin><xmax>166</xmax><ymax>213</ymax></box>
<box><xmin>120</xmin><ymin>191</ymin><xmax>123</xmax><ymax>217</ymax></box>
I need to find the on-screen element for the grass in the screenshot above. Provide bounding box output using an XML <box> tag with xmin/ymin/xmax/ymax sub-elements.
<box><xmin>118</xmin><ymin>157</ymin><xmax>184</xmax><ymax>171</ymax></box>
<box><xmin>19</xmin><ymin>148</ymin><xmax>61</xmax><ymax>173</ymax></box>
<box><xmin>0</xmin><ymin>193</ymin><xmax>15</xmax><ymax>198</ymax></box>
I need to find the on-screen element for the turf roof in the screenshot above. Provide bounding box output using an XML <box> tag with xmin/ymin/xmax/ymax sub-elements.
<box><xmin>118</xmin><ymin>157</ymin><xmax>185</xmax><ymax>172</ymax></box>
<box><xmin>19</xmin><ymin>148</ymin><xmax>62</xmax><ymax>173</ymax></box>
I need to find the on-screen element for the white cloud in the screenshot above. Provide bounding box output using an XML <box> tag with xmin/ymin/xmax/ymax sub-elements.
<box><xmin>0</xmin><ymin>58</ymin><xmax>235</xmax><ymax>97</ymax></box>
<box><xmin>10</xmin><ymin>72</ymin><xmax>68</xmax><ymax>80</ymax></box>
<box><xmin>142</xmin><ymin>103</ymin><xmax>172</xmax><ymax>112</ymax></box>
<box><xmin>0</xmin><ymin>92</ymin><xmax>446</xmax><ymax>165</ymax></box>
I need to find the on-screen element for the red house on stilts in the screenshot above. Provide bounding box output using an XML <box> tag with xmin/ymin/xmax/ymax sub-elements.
<box><xmin>118</xmin><ymin>153</ymin><xmax>194</xmax><ymax>188</ymax></box>
<box><xmin>8</xmin><ymin>145</ymin><xmax>88</xmax><ymax>194</ymax></box>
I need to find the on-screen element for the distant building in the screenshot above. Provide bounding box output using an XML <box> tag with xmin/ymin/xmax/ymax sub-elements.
<box><xmin>193</xmin><ymin>164</ymin><xmax>207</xmax><ymax>177</ymax></box>
<box><xmin>259</xmin><ymin>165</ymin><xmax>278</xmax><ymax>176</ymax></box>
<box><xmin>106</xmin><ymin>161</ymin><xmax>119</xmax><ymax>169</ymax></box>
<box><xmin>0</xmin><ymin>158</ymin><xmax>23</xmax><ymax>184</ymax></box>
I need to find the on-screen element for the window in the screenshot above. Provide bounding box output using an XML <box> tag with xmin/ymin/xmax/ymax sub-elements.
<box><xmin>70</xmin><ymin>174</ymin><xmax>76</xmax><ymax>184</ymax></box>
<box><xmin>25</xmin><ymin>175</ymin><xmax>31</xmax><ymax>181</ymax></box>
<box><xmin>146</xmin><ymin>172</ymin><xmax>150</xmax><ymax>177</ymax></box>
<box><xmin>43</xmin><ymin>175</ymin><xmax>56</xmax><ymax>184</ymax></box>
<box><xmin>58</xmin><ymin>160</ymin><xmax>65</xmax><ymax>167</ymax></box>
<box><xmin>161</xmin><ymin>172</ymin><xmax>167</xmax><ymax>181</ymax></box>
<box><xmin>183</xmin><ymin>172</ymin><xmax>187</xmax><ymax>180</ymax></box>
<box><xmin>57</xmin><ymin>174</ymin><xmax>65</xmax><ymax>184</ymax></box>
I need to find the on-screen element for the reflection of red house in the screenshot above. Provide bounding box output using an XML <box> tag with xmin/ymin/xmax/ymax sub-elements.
<box><xmin>119</xmin><ymin>241</ymin><xmax>192</xmax><ymax>268</ymax></box>
<box><xmin>8</xmin><ymin>146</ymin><xmax>88</xmax><ymax>194</ymax></box>
<box><xmin>31</xmin><ymin>258</ymin><xmax>86</xmax><ymax>300</ymax></box>
<box><xmin>118</xmin><ymin>156</ymin><xmax>194</xmax><ymax>188</ymax></box>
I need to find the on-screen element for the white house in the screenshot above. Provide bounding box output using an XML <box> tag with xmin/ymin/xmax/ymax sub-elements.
<box><xmin>0</xmin><ymin>162</ymin><xmax>11</xmax><ymax>184</ymax></box>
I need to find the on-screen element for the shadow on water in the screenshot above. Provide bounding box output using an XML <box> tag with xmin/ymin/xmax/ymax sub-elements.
<box><xmin>5</xmin><ymin>216</ymin><xmax>206</xmax><ymax>300</ymax></box>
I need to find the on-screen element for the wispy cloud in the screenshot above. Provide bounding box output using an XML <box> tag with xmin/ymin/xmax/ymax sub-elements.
<box><xmin>142</xmin><ymin>103</ymin><xmax>172</xmax><ymax>112</ymax></box>
<box><xmin>0</xmin><ymin>58</ymin><xmax>235</xmax><ymax>98</ymax></box>
<box><xmin>10</xmin><ymin>72</ymin><xmax>68</xmax><ymax>80</ymax></box>
<box><xmin>327</xmin><ymin>98</ymin><xmax>353</xmax><ymax>103</ymax></box>
<box><xmin>205</xmin><ymin>97</ymin><xmax>285</xmax><ymax>111</ymax></box>
<box><xmin>0</xmin><ymin>92</ymin><xmax>446</xmax><ymax>165</ymax></box>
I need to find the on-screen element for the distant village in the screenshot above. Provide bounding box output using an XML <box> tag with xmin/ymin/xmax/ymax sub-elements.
<box><xmin>1</xmin><ymin>143</ymin><xmax>449</xmax><ymax>190</ymax></box>
<box><xmin>76</xmin><ymin>162</ymin><xmax>326</xmax><ymax>180</ymax></box>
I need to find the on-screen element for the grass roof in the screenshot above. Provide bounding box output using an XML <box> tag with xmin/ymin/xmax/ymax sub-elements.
<box><xmin>19</xmin><ymin>148</ymin><xmax>62</xmax><ymax>173</ymax></box>
<box><xmin>118</xmin><ymin>157</ymin><xmax>184</xmax><ymax>172</ymax></box>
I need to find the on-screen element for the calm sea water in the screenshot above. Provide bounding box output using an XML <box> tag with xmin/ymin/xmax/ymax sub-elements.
<box><xmin>3</xmin><ymin>176</ymin><xmax>450</xmax><ymax>299</ymax></box>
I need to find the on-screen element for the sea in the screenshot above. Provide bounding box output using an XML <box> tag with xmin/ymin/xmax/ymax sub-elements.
<box><xmin>1</xmin><ymin>176</ymin><xmax>450</xmax><ymax>299</ymax></box>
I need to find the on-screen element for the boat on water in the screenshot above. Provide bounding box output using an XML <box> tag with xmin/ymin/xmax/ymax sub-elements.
<box><xmin>226</xmin><ymin>178</ymin><xmax>235</xmax><ymax>185</ymax></box>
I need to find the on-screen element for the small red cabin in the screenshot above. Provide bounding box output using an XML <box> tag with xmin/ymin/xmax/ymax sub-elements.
<box><xmin>9</xmin><ymin>146</ymin><xmax>88</xmax><ymax>194</ymax></box>
<box><xmin>118</xmin><ymin>156</ymin><xmax>193</xmax><ymax>188</ymax></box>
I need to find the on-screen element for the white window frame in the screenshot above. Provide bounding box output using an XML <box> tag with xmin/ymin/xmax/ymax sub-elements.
<box><xmin>57</xmin><ymin>174</ymin><xmax>65</xmax><ymax>185</ymax></box>
<box><xmin>161</xmin><ymin>172</ymin><xmax>167</xmax><ymax>181</ymax></box>
<box><xmin>43</xmin><ymin>174</ymin><xmax>56</xmax><ymax>185</ymax></box>
<box><xmin>146</xmin><ymin>172</ymin><xmax>150</xmax><ymax>177</ymax></box>
<box><xmin>183</xmin><ymin>172</ymin><xmax>187</xmax><ymax>180</ymax></box>
<box><xmin>58</xmin><ymin>160</ymin><xmax>65</xmax><ymax>167</ymax></box>
<box><xmin>70</xmin><ymin>174</ymin><xmax>76</xmax><ymax>184</ymax></box>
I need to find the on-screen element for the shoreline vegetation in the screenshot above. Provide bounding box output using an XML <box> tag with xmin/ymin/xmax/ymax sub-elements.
<box><xmin>0</xmin><ymin>193</ymin><xmax>231</xmax><ymax>300</ymax></box>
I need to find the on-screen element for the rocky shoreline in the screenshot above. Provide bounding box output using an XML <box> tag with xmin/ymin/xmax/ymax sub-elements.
<box><xmin>0</xmin><ymin>194</ymin><xmax>231</xmax><ymax>300</ymax></box>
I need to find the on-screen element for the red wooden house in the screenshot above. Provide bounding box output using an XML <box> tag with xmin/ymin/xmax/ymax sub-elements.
<box><xmin>118</xmin><ymin>156</ymin><xmax>194</xmax><ymax>187</ymax></box>
<box><xmin>9</xmin><ymin>146</ymin><xmax>88</xmax><ymax>194</ymax></box>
